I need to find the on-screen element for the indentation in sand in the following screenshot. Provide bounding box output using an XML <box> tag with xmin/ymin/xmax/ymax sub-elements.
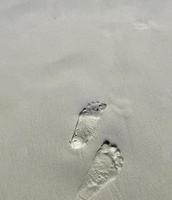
<box><xmin>70</xmin><ymin>101</ymin><xmax>107</xmax><ymax>149</ymax></box>
<box><xmin>133</xmin><ymin>19</ymin><xmax>159</xmax><ymax>30</ymax></box>
<box><xmin>77</xmin><ymin>141</ymin><xmax>124</xmax><ymax>200</ymax></box>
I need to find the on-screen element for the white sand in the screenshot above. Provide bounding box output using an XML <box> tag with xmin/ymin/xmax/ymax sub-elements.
<box><xmin>0</xmin><ymin>1</ymin><xmax>172</xmax><ymax>200</ymax></box>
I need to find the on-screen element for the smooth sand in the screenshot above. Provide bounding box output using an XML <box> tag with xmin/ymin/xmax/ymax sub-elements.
<box><xmin>0</xmin><ymin>1</ymin><xmax>172</xmax><ymax>200</ymax></box>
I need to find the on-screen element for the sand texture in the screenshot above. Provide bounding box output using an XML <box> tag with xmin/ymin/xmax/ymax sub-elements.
<box><xmin>0</xmin><ymin>0</ymin><xmax>172</xmax><ymax>200</ymax></box>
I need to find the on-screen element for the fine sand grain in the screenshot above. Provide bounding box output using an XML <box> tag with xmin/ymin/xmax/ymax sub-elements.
<box><xmin>0</xmin><ymin>1</ymin><xmax>172</xmax><ymax>200</ymax></box>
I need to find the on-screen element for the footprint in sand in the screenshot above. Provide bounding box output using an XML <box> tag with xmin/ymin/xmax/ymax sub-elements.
<box><xmin>69</xmin><ymin>101</ymin><xmax>107</xmax><ymax>149</ymax></box>
<box><xmin>77</xmin><ymin>141</ymin><xmax>124</xmax><ymax>200</ymax></box>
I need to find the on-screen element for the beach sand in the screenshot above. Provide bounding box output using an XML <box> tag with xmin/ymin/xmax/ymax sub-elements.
<box><xmin>0</xmin><ymin>1</ymin><xmax>172</xmax><ymax>199</ymax></box>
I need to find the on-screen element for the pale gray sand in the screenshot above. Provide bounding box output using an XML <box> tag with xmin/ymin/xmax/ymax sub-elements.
<box><xmin>0</xmin><ymin>1</ymin><xmax>172</xmax><ymax>200</ymax></box>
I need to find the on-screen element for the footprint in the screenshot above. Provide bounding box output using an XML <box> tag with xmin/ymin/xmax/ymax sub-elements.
<box><xmin>133</xmin><ymin>19</ymin><xmax>159</xmax><ymax>31</ymax></box>
<box><xmin>77</xmin><ymin>141</ymin><xmax>124</xmax><ymax>200</ymax></box>
<box><xmin>70</xmin><ymin>101</ymin><xmax>107</xmax><ymax>149</ymax></box>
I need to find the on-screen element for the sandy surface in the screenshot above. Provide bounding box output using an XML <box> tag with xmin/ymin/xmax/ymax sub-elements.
<box><xmin>0</xmin><ymin>0</ymin><xmax>172</xmax><ymax>200</ymax></box>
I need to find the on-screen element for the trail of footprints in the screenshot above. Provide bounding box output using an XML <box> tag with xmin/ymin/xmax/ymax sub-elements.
<box><xmin>69</xmin><ymin>101</ymin><xmax>124</xmax><ymax>200</ymax></box>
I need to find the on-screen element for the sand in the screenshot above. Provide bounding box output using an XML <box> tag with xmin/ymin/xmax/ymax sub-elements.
<box><xmin>0</xmin><ymin>0</ymin><xmax>172</xmax><ymax>200</ymax></box>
